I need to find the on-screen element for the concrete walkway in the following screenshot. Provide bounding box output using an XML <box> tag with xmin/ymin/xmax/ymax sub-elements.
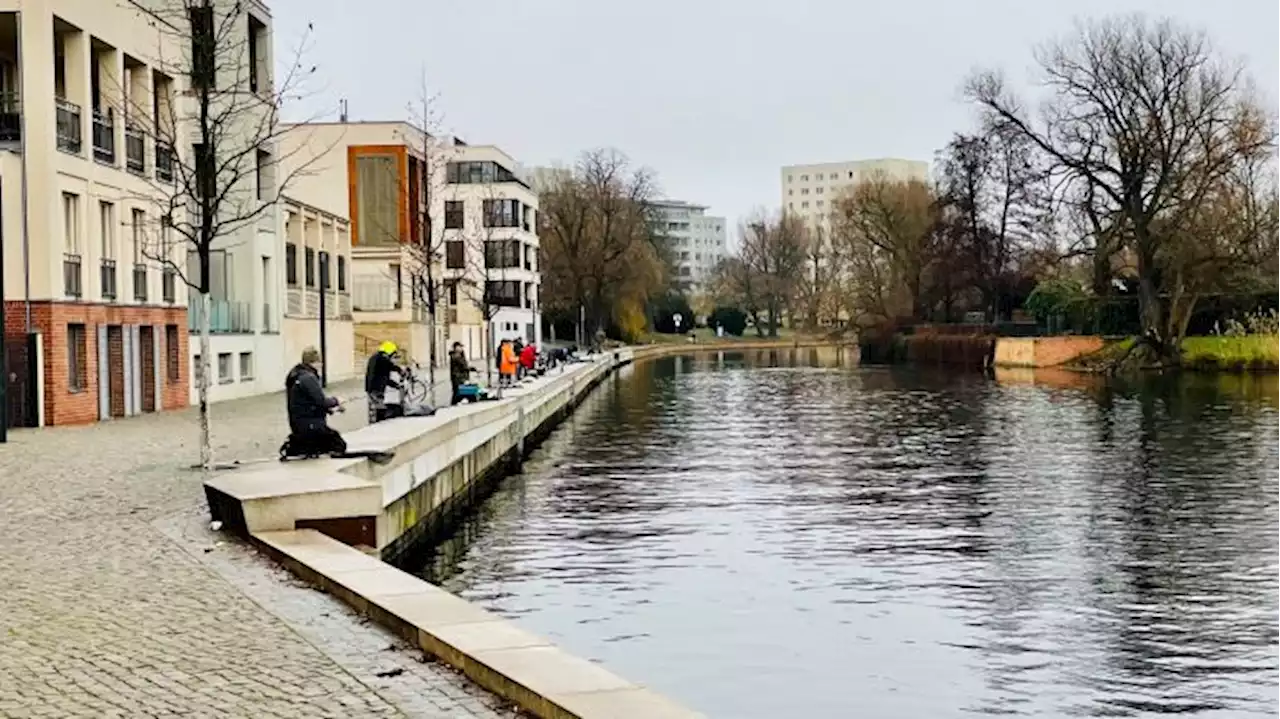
<box><xmin>0</xmin><ymin>378</ymin><xmax>514</xmax><ymax>719</ymax></box>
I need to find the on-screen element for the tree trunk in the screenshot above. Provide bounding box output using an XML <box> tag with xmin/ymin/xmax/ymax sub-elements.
<box><xmin>197</xmin><ymin>290</ymin><xmax>213</xmax><ymax>469</ymax></box>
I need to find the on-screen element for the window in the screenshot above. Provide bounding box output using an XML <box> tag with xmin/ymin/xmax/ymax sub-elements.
<box><xmin>787</xmin><ymin>174</ymin><xmax>793</xmax><ymax>182</ymax></box>
<box><xmin>482</xmin><ymin>199</ymin><xmax>520</xmax><ymax>228</ymax></box>
<box><xmin>285</xmin><ymin>243</ymin><xmax>297</xmax><ymax>285</ymax></box>
<box><xmin>255</xmin><ymin>148</ymin><xmax>271</xmax><ymax>201</ymax></box>
<box><xmin>166</xmin><ymin>325</ymin><xmax>180</xmax><ymax>382</ymax></box>
<box><xmin>800</xmin><ymin>188</ymin><xmax>809</xmax><ymax>195</ymax></box>
<box><xmin>248</xmin><ymin>15</ymin><xmax>267</xmax><ymax>93</ymax></box>
<box><xmin>337</xmin><ymin>255</ymin><xmax>346</xmax><ymax>291</ymax></box>
<box><xmin>131</xmin><ymin>209</ymin><xmax>144</xmax><ymax>263</ymax></box>
<box><xmin>816</xmin><ymin>187</ymin><xmax>824</xmax><ymax>195</ymax></box>
<box><xmin>354</xmin><ymin>154</ymin><xmax>398</xmax><ymax>246</ymax></box>
<box><xmin>445</xmin><ymin>241</ymin><xmax>465</xmax><ymax>269</ymax></box>
<box><xmin>63</xmin><ymin>192</ymin><xmax>80</xmax><ymax>252</ymax></box>
<box><xmin>67</xmin><ymin>323</ymin><xmax>88</xmax><ymax>392</ymax></box>
<box><xmin>485</xmin><ymin>280</ymin><xmax>521</xmax><ymax>307</ymax></box>
<box><xmin>444</xmin><ymin>200</ymin><xmax>464</xmax><ymax>229</ymax></box>
<box><xmin>446</xmin><ymin>161</ymin><xmax>523</xmax><ymax>185</ymax></box>
<box><xmin>389</xmin><ymin>263</ymin><xmax>402</xmax><ymax>309</ymax></box>
<box><xmin>849</xmin><ymin>171</ymin><xmax>855</xmax><ymax>178</ymax></box>
<box><xmin>239</xmin><ymin>352</ymin><xmax>254</xmax><ymax>381</ymax></box>
<box><xmin>189</xmin><ymin>4</ymin><xmax>215</xmax><ymax>89</ymax></box>
<box><xmin>788</xmin><ymin>189</ymin><xmax>793</xmax><ymax>196</ymax></box>
<box><xmin>445</xmin><ymin>280</ymin><xmax>458</xmax><ymax>306</ymax></box>
<box><xmin>801</xmin><ymin>201</ymin><xmax>809</xmax><ymax>209</ymax></box>
<box><xmin>816</xmin><ymin>200</ymin><xmax>824</xmax><ymax>208</ymax></box>
<box><xmin>484</xmin><ymin>240</ymin><xmax>520</xmax><ymax>269</ymax></box>
<box><xmin>800</xmin><ymin>174</ymin><xmax>808</xmax><ymax>181</ymax></box>
<box><xmin>304</xmin><ymin>247</ymin><xmax>315</xmax><ymax>287</ymax></box>
<box><xmin>193</xmin><ymin>354</ymin><xmax>202</xmax><ymax>384</ymax></box>
<box><xmin>217</xmin><ymin>352</ymin><xmax>233</xmax><ymax>384</ymax></box>
<box><xmin>318</xmin><ymin>250</ymin><xmax>330</xmax><ymax>290</ymax></box>
<box><xmin>99</xmin><ymin>201</ymin><xmax>115</xmax><ymax>258</ymax></box>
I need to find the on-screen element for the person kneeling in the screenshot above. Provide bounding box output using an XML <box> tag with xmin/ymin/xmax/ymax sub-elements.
<box><xmin>281</xmin><ymin>346</ymin><xmax>347</xmax><ymax>458</ymax></box>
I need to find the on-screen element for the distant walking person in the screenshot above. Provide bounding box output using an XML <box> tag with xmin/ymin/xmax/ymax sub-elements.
<box><xmin>499</xmin><ymin>339</ymin><xmax>518</xmax><ymax>388</ymax></box>
<box><xmin>519</xmin><ymin>342</ymin><xmax>537</xmax><ymax>379</ymax></box>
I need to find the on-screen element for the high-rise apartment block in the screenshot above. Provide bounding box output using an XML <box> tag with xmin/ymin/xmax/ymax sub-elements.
<box><xmin>652</xmin><ymin>200</ymin><xmax>726</xmax><ymax>295</ymax></box>
<box><xmin>781</xmin><ymin>158</ymin><xmax>929</xmax><ymax>227</ymax></box>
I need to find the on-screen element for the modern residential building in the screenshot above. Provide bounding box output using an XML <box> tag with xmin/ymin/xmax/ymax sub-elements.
<box><xmin>780</xmin><ymin>158</ymin><xmax>929</xmax><ymax>227</ymax></box>
<box><xmin>182</xmin><ymin>0</ymin><xmax>284</xmax><ymax>404</ymax></box>
<box><xmin>280</xmin><ymin>195</ymin><xmax>354</xmax><ymax>382</ymax></box>
<box><xmin>0</xmin><ymin>2</ymin><xmax>193</xmax><ymax>426</ymax></box>
<box><xmin>279</xmin><ymin>121</ymin><xmax>540</xmax><ymax>371</ymax></box>
<box><xmin>652</xmin><ymin>200</ymin><xmax>726</xmax><ymax>295</ymax></box>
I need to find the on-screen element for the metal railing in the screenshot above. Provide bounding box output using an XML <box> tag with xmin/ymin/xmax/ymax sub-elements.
<box><xmin>162</xmin><ymin>268</ymin><xmax>177</xmax><ymax>304</ymax></box>
<box><xmin>92</xmin><ymin>108</ymin><xmax>115</xmax><ymax>165</ymax></box>
<box><xmin>125</xmin><ymin>126</ymin><xmax>146</xmax><ymax>175</ymax></box>
<box><xmin>63</xmin><ymin>254</ymin><xmax>82</xmax><ymax>298</ymax></box>
<box><xmin>188</xmin><ymin>299</ymin><xmax>254</xmax><ymax>334</ymax></box>
<box><xmin>0</xmin><ymin>91</ymin><xmax>20</xmax><ymax>143</ymax></box>
<box><xmin>56</xmin><ymin>98</ymin><xmax>82</xmax><ymax>154</ymax></box>
<box><xmin>100</xmin><ymin>258</ymin><xmax>118</xmax><ymax>301</ymax></box>
<box><xmin>132</xmin><ymin>264</ymin><xmax>148</xmax><ymax>302</ymax></box>
<box><xmin>155</xmin><ymin>141</ymin><xmax>174</xmax><ymax>182</ymax></box>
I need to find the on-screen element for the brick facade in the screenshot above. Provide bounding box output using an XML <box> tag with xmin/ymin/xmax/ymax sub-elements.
<box><xmin>3</xmin><ymin>301</ymin><xmax>189</xmax><ymax>426</ymax></box>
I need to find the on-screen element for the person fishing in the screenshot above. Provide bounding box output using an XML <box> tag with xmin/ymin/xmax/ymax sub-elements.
<box><xmin>499</xmin><ymin>339</ymin><xmax>518</xmax><ymax>388</ymax></box>
<box><xmin>449</xmin><ymin>341</ymin><xmax>471</xmax><ymax>405</ymax></box>
<box><xmin>365</xmin><ymin>340</ymin><xmax>402</xmax><ymax>424</ymax></box>
<box><xmin>281</xmin><ymin>346</ymin><xmax>346</xmax><ymax>457</ymax></box>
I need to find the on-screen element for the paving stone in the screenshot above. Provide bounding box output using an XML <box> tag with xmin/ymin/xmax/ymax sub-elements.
<box><xmin>0</xmin><ymin>380</ymin><xmax>512</xmax><ymax>718</ymax></box>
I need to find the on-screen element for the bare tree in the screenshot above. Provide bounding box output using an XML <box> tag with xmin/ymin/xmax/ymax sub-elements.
<box><xmin>538</xmin><ymin>149</ymin><xmax>665</xmax><ymax>342</ymax></box>
<box><xmin>967</xmin><ymin>14</ymin><xmax>1276</xmax><ymax>362</ymax></box>
<box><xmin>119</xmin><ymin>0</ymin><xmax>319</xmax><ymax>468</ymax></box>
<box><xmin>397</xmin><ymin>73</ymin><xmax>457</xmax><ymax>389</ymax></box>
<box><xmin>738</xmin><ymin>209</ymin><xmax>809</xmax><ymax>336</ymax></box>
<box><xmin>830</xmin><ymin>173</ymin><xmax>938</xmax><ymax>322</ymax></box>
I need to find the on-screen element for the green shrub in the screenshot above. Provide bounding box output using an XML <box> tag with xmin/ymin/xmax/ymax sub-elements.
<box><xmin>709</xmin><ymin>306</ymin><xmax>748</xmax><ymax>336</ymax></box>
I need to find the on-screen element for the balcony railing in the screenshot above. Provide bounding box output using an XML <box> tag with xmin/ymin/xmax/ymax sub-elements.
<box><xmin>162</xmin><ymin>268</ymin><xmax>177</xmax><ymax>304</ymax></box>
<box><xmin>56</xmin><ymin>99</ymin><xmax>82</xmax><ymax>154</ymax></box>
<box><xmin>155</xmin><ymin>141</ymin><xmax>174</xmax><ymax>182</ymax></box>
<box><xmin>63</xmin><ymin>254</ymin><xmax>82</xmax><ymax>298</ymax></box>
<box><xmin>92</xmin><ymin>109</ymin><xmax>116</xmax><ymax>165</ymax></box>
<box><xmin>125</xmin><ymin>126</ymin><xmax>146</xmax><ymax>175</ymax></box>
<box><xmin>188</xmin><ymin>299</ymin><xmax>254</xmax><ymax>334</ymax></box>
<box><xmin>132</xmin><ymin>264</ymin><xmax>148</xmax><ymax>302</ymax></box>
<box><xmin>100</xmin><ymin>258</ymin><xmax>118</xmax><ymax>301</ymax></box>
<box><xmin>0</xmin><ymin>91</ymin><xmax>20</xmax><ymax>143</ymax></box>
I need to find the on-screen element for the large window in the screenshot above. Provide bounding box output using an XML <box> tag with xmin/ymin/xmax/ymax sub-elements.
<box><xmin>445</xmin><ymin>241</ymin><xmax>465</xmax><ymax>269</ymax></box>
<box><xmin>482</xmin><ymin>199</ymin><xmax>520</xmax><ymax>228</ymax></box>
<box><xmin>446</xmin><ymin>161</ymin><xmax>524</xmax><ymax>186</ymax></box>
<box><xmin>484</xmin><ymin>240</ymin><xmax>521</xmax><ymax>269</ymax></box>
<box><xmin>485</xmin><ymin>280</ymin><xmax>521</xmax><ymax>308</ymax></box>
<box><xmin>62</xmin><ymin>192</ymin><xmax>80</xmax><ymax>253</ymax></box>
<box><xmin>354</xmin><ymin>154</ymin><xmax>399</xmax><ymax>246</ymax></box>
<box><xmin>444</xmin><ymin>200</ymin><xmax>464</xmax><ymax>229</ymax></box>
<box><xmin>99</xmin><ymin>201</ymin><xmax>115</xmax><ymax>258</ymax></box>
<box><xmin>304</xmin><ymin>247</ymin><xmax>315</xmax><ymax>287</ymax></box>
<box><xmin>337</xmin><ymin>255</ymin><xmax>347</xmax><ymax>291</ymax></box>
<box><xmin>166</xmin><ymin>324</ymin><xmax>181</xmax><ymax>382</ymax></box>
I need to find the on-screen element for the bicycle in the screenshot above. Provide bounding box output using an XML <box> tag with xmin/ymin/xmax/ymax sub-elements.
<box><xmin>398</xmin><ymin>363</ymin><xmax>432</xmax><ymax>405</ymax></box>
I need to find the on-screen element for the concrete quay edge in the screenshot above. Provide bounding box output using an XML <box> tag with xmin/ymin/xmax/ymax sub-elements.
<box><xmin>254</xmin><ymin>528</ymin><xmax>706</xmax><ymax>719</ymax></box>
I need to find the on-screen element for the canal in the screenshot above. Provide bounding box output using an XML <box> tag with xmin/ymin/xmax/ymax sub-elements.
<box><xmin>413</xmin><ymin>350</ymin><xmax>1279</xmax><ymax>718</ymax></box>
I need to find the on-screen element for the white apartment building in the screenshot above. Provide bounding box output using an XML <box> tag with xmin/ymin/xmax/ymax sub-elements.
<box><xmin>781</xmin><ymin>158</ymin><xmax>929</xmax><ymax>227</ymax></box>
<box><xmin>279</xmin><ymin>122</ymin><xmax>540</xmax><ymax>371</ymax></box>
<box><xmin>652</xmin><ymin>199</ymin><xmax>725</xmax><ymax>295</ymax></box>
<box><xmin>441</xmin><ymin>144</ymin><xmax>540</xmax><ymax>360</ymax></box>
<box><xmin>0</xmin><ymin>0</ymin><xmax>199</xmax><ymax>427</ymax></box>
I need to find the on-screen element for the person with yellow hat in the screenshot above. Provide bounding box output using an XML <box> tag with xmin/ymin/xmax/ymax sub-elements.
<box><xmin>364</xmin><ymin>340</ymin><xmax>403</xmax><ymax>423</ymax></box>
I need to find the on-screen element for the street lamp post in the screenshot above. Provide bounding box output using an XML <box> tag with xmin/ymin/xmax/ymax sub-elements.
<box><xmin>318</xmin><ymin>254</ymin><xmax>328</xmax><ymax>387</ymax></box>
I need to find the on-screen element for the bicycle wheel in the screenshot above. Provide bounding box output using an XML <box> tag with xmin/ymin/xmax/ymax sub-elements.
<box><xmin>404</xmin><ymin>376</ymin><xmax>430</xmax><ymax>404</ymax></box>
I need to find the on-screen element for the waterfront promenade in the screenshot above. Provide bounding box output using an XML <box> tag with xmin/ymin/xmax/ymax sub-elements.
<box><xmin>0</xmin><ymin>380</ymin><xmax>515</xmax><ymax>718</ymax></box>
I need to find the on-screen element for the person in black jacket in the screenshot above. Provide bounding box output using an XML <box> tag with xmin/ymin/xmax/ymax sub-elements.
<box><xmin>282</xmin><ymin>346</ymin><xmax>346</xmax><ymax>457</ymax></box>
<box><xmin>448</xmin><ymin>342</ymin><xmax>471</xmax><ymax>405</ymax></box>
<box><xmin>364</xmin><ymin>341</ymin><xmax>402</xmax><ymax>423</ymax></box>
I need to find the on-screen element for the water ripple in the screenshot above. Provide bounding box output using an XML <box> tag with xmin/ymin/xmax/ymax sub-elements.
<box><xmin>415</xmin><ymin>352</ymin><xmax>1279</xmax><ymax>718</ymax></box>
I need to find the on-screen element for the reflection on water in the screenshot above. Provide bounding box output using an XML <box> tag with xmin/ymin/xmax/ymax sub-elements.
<box><xmin>414</xmin><ymin>351</ymin><xmax>1279</xmax><ymax>718</ymax></box>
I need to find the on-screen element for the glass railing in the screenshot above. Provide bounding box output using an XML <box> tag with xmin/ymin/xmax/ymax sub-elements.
<box><xmin>188</xmin><ymin>299</ymin><xmax>254</xmax><ymax>333</ymax></box>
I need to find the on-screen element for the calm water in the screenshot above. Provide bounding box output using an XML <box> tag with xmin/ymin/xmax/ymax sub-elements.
<box><xmin>414</xmin><ymin>351</ymin><xmax>1279</xmax><ymax>718</ymax></box>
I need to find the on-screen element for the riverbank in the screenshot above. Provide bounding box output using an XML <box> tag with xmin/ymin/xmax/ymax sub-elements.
<box><xmin>1069</xmin><ymin>335</ymin><xmax>1279</xmax><ymax>372</ymax></box>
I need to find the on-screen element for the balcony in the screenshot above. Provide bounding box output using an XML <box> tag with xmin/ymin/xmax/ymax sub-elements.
<box><xmin>0</xmin><ymin>91</ymin><xmax>20</xmax><ymax>143</ymax></box>
<box><xmin>155</xmin><ymin>141</ymin><xmax>174</xmax><ymax>182</ymax></box>
<box><xmin>55</xmin><ymin>98</ymin><xmax>82</xmax><ymax>154</ymax></box>
<box><xmin>162</xmin><ymin>268</ymin><xmax>177</xmax><ymax>304</ymax></box>
<box><xmin>92</xmin><ymin>109</ymin><xmax>116</xmax><ymax>165</ymax></box>
<box><xmin>63</xmin><ymin>254</ymin><xmax>82</xmax><ymax>298</ymax></box>
<box><xmin>188</xmin><ymin>299</ymin><xmax>254</xmax><ymax>334</ymax></box>
<box><xmin>125</xmin><ymin>126</ymin><xmax>146</xmax><ymax>175</ymax></box>
<box><xmin>132</xmin><ymin>264</ymin><xmax>148</xmax><ymax>302</ymax></box>
<box><xmin>100</xmin><ymin>258</ymin><xmax>118</xmax><ymax>301</ymax></box>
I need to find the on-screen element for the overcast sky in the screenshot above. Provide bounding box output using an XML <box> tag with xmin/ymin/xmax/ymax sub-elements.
<box><xmin>273</xmin><ymin>0</ymin><xmax>1278</xmax><ymax>235</ymax></box>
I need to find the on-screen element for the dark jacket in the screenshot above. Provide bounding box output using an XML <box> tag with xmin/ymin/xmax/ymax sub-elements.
<box><xmin>449</xmin><ymin>349</ymin><xmax>470</xmax><ymax>386</ymax></box>
<box><xmin>286</xmin><ymin>363</ymin><xmax>338</xmax><ymax>432</ymax></box>
<box><xmin>364</xmin><ymin>351</ymin><xmax>400</xmax><ymax>395</ymax></box>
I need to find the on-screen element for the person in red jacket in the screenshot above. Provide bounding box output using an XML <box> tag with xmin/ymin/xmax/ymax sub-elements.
<box><xmin>519</xmin><ymin>342</ymin><xmax>537</xmax><ymax>380</ymax></box>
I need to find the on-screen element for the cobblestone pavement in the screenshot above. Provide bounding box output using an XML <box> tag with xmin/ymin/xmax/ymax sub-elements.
<box><xmin>0</xmin><ymin>378</ymin><xmax>515</xmax><ymax>718</ymax></box>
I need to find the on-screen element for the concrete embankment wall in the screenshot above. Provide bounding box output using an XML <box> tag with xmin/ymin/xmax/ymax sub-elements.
<box><xmin>993</xmin><ymin>336</ymin><xmax>1104</xmax><ymax>368</ymax></box>
<box><xmin>204</xmin><ymin>342</ymin><xmax>833</xmax><ymax>718</ymax></box>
